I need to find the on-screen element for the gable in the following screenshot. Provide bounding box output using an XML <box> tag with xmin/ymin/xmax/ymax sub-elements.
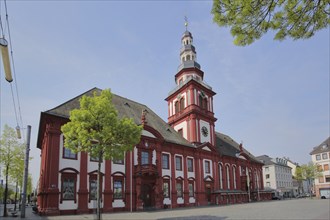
<box><xmin>142</xmin><ymin>129</ymin><xmax>156</xmax><ymax>138</ymax></box>
<box><xmin>202</xmin><ymin>146</ymin><xmax>211</xmax><ymax>152</ymax></box>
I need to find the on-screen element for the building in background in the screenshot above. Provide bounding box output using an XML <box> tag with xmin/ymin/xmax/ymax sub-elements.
<box><xmin>256</xmin><ymin>155</ymin><xmax>293</xmax><ymax>198</ymax></box>
<box><xmin>36</xmin><ymin>27</ymin><xmax>271</xmax><ymax>216</ymax></box>
<box><xmin>284</xmin><ymin>158</ymin><xmax>307</xmax><ymax>197</ymax></box>
<box><xmin>310</xmin><ymin>137</ymin><xmax>330</xmax><ymax>199</ymax></box>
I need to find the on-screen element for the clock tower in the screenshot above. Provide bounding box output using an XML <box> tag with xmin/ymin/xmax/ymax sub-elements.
<box><xmin>166</xmin><ymin>22</ymin><xmax>217</xmax><ymax>146</ymax></box>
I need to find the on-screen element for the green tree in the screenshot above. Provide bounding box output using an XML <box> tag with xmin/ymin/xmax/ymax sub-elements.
<box><xmin>0</xmin><ymin>125</ymin><xmax>24</xmax><ymax>216</ymax></box>
<box><xmin>295</xmin><ymin>162</ymin><xmax>323</xmax><ymax>198</ymax></box>
<box><xmin>61</xmin><ymin>89</ymin><xmax>142</xmax><ymax>220</ymax></box>
<box><xmin>8</xmin><ymin>143</ymin><xmax>25</xmax><ymax>211</ymax></box>
<box><xmin>212</xmin><ymin>0</ymin><xmax>330</xmax><ymax>46</ymax></box>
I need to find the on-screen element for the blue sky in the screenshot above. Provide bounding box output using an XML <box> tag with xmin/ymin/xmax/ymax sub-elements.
<box><xmin>0</xmin><ymin>1</ymin><xmax>329</xmax><ymax>187</ymax></box>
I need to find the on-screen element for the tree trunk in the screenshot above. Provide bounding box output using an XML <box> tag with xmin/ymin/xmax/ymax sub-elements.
<box><xmin>3</xmin><ymin>164</ymin><xmax>9</xmax><ymax>217</ymax></box>
<box><xmin>96</xmin><ymin>151</ymin><xmax>102</xmax><ymax>220</ymax></box>
<box><xmin>14</xmin><ymin>181</ymin><xmax>18</xmax><ymax>211</ymax></box>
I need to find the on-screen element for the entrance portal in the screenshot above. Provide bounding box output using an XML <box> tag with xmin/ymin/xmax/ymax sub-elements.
<box><xmin>141</xmin><ymin>184</ymin><xmax>154</xmax><ymax>209</ymax></box>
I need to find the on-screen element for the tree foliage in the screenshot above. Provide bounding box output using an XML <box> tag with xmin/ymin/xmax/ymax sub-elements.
<box><xmin>0</xmin><ymin>125</ymin><xmax>25</xmax><ymax>216</ymax></box>
<box><xmin>61</xmin><ymin>89</ymin><xmax>142</xmax><ymax>220</ymax></box>
<box><xmin>212</xmin><ymin>0</ymin><xmax>330</xmax><ymax>46</ymax></box>
<box><xmin>61</xmin><ymin>89</ymin><xmax>143</xmax><ymax>160</ymax></box>
<box><xmin>295</xmin><ymin>162</ymin><xmax>323</xmax><ymax>181</ymax></box>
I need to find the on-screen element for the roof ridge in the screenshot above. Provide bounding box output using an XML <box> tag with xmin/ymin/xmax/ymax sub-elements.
<box><xmin>46</xmin><ymin>87</ymin><xmax>101</xmax><ymax>113</ymax></box>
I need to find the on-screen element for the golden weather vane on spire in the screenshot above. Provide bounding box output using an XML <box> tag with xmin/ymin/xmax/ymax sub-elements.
<box><xmin>184</xmin><ymin>16</ymin><xmax>188</xmax><ymax>31</ymax></box>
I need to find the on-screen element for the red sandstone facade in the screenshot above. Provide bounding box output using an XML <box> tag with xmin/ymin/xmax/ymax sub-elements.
<box><xmin>36</xmin><ymin>29</ymin><xmax>271</xmax><ymax>216</ymax></box>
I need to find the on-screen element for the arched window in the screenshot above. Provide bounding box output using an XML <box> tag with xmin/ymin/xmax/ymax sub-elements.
<box><xmin>199</xmin><ymin>95</ymin><xmax>203</xmax><ymax>108</ymax></box>
<box><xmin>219</xmin><ymin>164</ymin><xmax>223</xmax><ymax>189</ymax></box>
<box><xmin>187</xmin><ymin>55</ymin><xmax>191</xmax><ymax>60</ymax></box>
<box><xmin>180</xmin><ymin>97</ymin><xmax>185</xmax><ymax>112</ymax></box>
<box><xmin>233</xmin><ymin>166</ymin><xmax>237</xmax><ymax>189</ymax></box>
<box><xmin>175</xmin><ymin>101</ymin><xmax>179</xmax><ymax>114</ymax></box>
<box><xmin>226</xmin><ymin>165</ymin><xmax>230</xmax><ymax>189</ymax></box>
<box><xmin>203</xmin><ymin>98</ymin><xmax>208</xmax><ymax>110</ymax></box>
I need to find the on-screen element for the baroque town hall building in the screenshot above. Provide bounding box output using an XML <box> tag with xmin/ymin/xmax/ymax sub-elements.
<box><xmin>36</xmin><ymin>28</ymin><xmax>271</xmax><ymax>215</ymax></box>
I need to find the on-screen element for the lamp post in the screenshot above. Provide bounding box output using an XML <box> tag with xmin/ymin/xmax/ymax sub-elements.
<box><xmin>21</xmin><ymin>125</ymin><xmax>31</xmax><ymax>218</ymax></box>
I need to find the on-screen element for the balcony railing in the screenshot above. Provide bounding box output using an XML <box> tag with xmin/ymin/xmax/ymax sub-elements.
<box><xmin>135</xmin><ymin>164</ymin><xmax>158</xmax><ymax>176</ymax></box>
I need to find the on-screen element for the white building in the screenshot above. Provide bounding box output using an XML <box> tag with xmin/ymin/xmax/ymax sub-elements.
<box><xmin>310</xmin><ymin>137</ymin><xmax>330</xmax><ymax>199</ymax></box>
<box><xmin>284</xmin><ymin>158</ymin><xmax>308</xmax><ymax>196</ymax></box>
<box><xmin>257</xmin><ymin>155</ymin><xmax>293</xmax><ymax>198</ymax></box>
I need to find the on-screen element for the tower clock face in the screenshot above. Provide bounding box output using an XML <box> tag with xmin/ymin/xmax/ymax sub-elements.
<box><xmin>201</xmin><ymin>126</ymin><xmax>208</xmax><ymax>137</ymax></box>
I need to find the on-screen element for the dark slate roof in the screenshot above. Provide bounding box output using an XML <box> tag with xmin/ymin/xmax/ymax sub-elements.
<box><xmin>182</xmin><ymin>31</ymin><xmax>193</xmax><ymax>39</ymax></box>
<box><xmin>45</xmin><ymin>87</ymin><xmax>193</xmax><ymax>148</ymax></box>
<box><xmin>177</xmin><ymin>60</ymin><xmax>201</xmax><ymax>71</ymax></box>
<box><xmin>214</xmin><ymin>132</ymin><xmax>262</xmax><ymax>163</ymax></box>
<box><xmin>255</xmin><ymin>155</ymin><xmax>275</xmax><ymax>166</ymax></box>
<box><xmin>310</xmin><ymin>137</ymin><xmax>330</xmax><ymax>155</ymax></box>
<box><xmin>255</xmin><ymin>155</ymin><xmax>292</xmax><ymax>169</ymax></box>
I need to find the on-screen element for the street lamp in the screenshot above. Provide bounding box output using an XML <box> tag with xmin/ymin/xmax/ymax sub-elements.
<box><xmin>0</xmin><ymin>38</ymin><xmax>13</xmax><ymax>82</ymax></box>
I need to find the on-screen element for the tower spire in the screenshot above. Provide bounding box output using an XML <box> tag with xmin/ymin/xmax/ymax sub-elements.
<box><xmin>184</xmin><ymin>16</ymin><xmax>188</xmax><ymax>31</ymax></box>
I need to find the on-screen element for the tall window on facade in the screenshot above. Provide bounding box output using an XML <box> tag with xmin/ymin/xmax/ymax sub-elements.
<box><xmin>113</xmin><ymin>180</ymin><xmax>123</xmax><ymax>199</ymax></box>
<box><xmin>180</xmin><ymin>97</ymin><xmax>185</xmax><ymax>112</ymax></box>
<box><xmin>219</xmin><ymin>164</ymin><xmax>223</xmax><ymax>189</ymax></box>
<box><xmin>63</xmin><ymin>147</ymin><xmax>77</xmax><ymax>159</ymax></box>
<box><xmin>89</xmin><ymin>177</ymin><xmax>97</xmax><ymax>201</ymax></box>
<box><xmin>162</xmin><ymin>154</ymin><xmax>170</xmax><ymax>169</ymax></box>
<box><xmin>175</xmin><ymin>156</ymin><xmax>182</xmax><ymax>171</ymax></box>
<box><xmin>233</xmin><ymin>166</ymin><xmax>237</xmax><ymax>189</ymax></box>
<box><xmin>203</xmin><ymin>98</ymin><xmax>208</xmax><ymax>110</ymax></box>
<box><xmin>187</xmin><ymin>158</ymin><xmax>194</xmax><ymax>172</ymax></box>
<box><xmin>226</xmin><ymin>165</ymin><xmax>230</xmax><ymax>189</ymax></box>
<box><xmin>63</xmin><ymin>136</ymin><xmax>77</xmax><ymax>159</ymax></box>
<box><xmin>199</xmin><ymin>95</ymin><xmax>203</xmax><ymax>109</ymax></box>
<box><xmin>325</xmin><ymin>175</ymin><xmax>330</xmax><ymax>182</ymax></box>
<box><xmin>205</xmin><ymin>161</ymin><xmax>210</xmax><ymax>174</ymax></box>
<box><xmin>324</xmin><ymin>164</ymin><xmax>329</xmax><ymax>171</ymax></box>
<box><xmin>188</xmin><ymin>181</ymin><xmax>194</xmax><ymax>197</ymax></box>
<box><xmin>61</xmin><ymin>173</ymin><xmax>77</xmax><ymax>203</ymax></box>
<box><xmin>322</xmin><ymin>153</ymin><xmax>328</xmax><ymax>159</ymax></box>
<box><xmin>316</xmin><ymin>154</ymin><xmax>321</xmax><ymax>160</ymax></box>
<box><xmin>199</xmin><ymin>95</ymin><xmax>208</xmax><ymax>110</ymax></box>
<box><xmin>176</xmin><ymin>181</ymin><xmax>183</xmax><ymax>198</ymax></box>
<box><xmin>141</xmin><ymin>151</ymin><xmax>149</xmax><ymax>165</ymax></box>
<box><xmin>163</xmin><ymin>180</ymin><xmax>170</xmax><ymax>198</ymax></box>
<box><xmin>90</xmin><ymin>155</ymin><xmax>100</xmax><ymax>162</ymax></box>
<box><xmin>175</xmin><ymin>101</ymin><xmax>179</xmax><ymax>114</ymax></box>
